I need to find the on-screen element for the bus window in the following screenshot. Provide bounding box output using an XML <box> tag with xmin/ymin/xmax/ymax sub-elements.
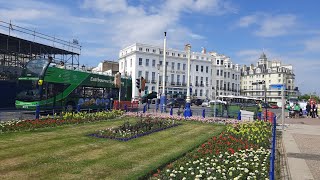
<box><xmin>47</xmin><ymin>83</ymin><xmax>70</xmax><ymax>99</ymax></box>
<box><xmin>16</xmin><ymin>80</ymin><xmax>40</xmax><ymax>102</ymax></box>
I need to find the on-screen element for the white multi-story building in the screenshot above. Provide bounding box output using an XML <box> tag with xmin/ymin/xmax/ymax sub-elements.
<box><xmin>118</xmin><ymin>43</ymin><xmax>240</xmax><ymax>100</ymax></box>
<box><xmin>240</xmin><ymin>53</ymin><xmax>296</xmax><ymax>103</ymax></box>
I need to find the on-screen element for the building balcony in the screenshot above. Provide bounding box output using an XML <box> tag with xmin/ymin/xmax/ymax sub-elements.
<box><xmin>151</xmin><ymin>80</ymin><xmax>156</xmax><ymax>84</ymax></box>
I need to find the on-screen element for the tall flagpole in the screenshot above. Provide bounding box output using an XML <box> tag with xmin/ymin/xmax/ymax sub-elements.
<box><xmin>160</xmin><ymin>32</ymin><xmax>167</xmax><ymax>112</ymax></box>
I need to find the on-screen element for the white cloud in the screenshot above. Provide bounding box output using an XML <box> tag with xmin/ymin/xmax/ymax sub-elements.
<box><xmin>304</xmin><ymin>37</ymin><xmax>320</xmax><ymax>52</ymax></box>
<box><xmin>237</xmin><ymin>13</ymin><xmax>297</xmax><ymax>37</ymax></box>
<box><xmin>0</xmin><ymin>0</ymin><xmax>235</xmax><ymax>65</ymax></box>
<box><xmin>82</xmin><ymin>0</ymin><xmax>128</xmax><ymax>13</ymax></box>
<box><xmin>238</xmin><ymin>15</ymin><xmax>258</xmax><ymax>27</ymax></box>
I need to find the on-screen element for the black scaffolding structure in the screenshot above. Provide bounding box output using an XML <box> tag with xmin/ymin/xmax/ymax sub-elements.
<box><xmin>0</xmin><ymin>20</ymin><xmax>81</xmax><ymax>80</ymax></box>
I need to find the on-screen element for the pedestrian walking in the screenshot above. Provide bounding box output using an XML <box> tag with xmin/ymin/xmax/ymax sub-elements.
<box><xmin>311</xmin><ymin>102</ymin><xmax>317</xmax><ymax>118</ymax></box>
<box><xmin>257</xmin><ymin>101</ymin><xmax>262</xmax><ymax>120</ymax></box>
<box><xmin>294</xmin><ymin>103</ymin><xmax>300</xmax><ymax>118</ymax></box>
<box><xmin>306</xmin><ymin>102</ymin><xmax>311</xmax><ymax>117</ymax></box>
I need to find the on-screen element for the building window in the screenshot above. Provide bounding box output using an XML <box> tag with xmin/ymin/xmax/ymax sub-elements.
<box><xmin>183</xmin><ymin>54</ymin><xmax>186</xmax><ymax>58</ymax></box>
<box><xmin>217</xmin><ymin>70</ymin><xmax>219</xmax><ymax>76</ymax></box>
<box><xmin>206</xmin><ymin>77</ymin><xmax>208</xmax><ymax>85</ymax></box>
<box><xmin>182</xmin><ymin>75</ymin><xmax>185</xmax><ymax>84</ymax></box>
<box><xmin>166</xmin><ymin>62</ymin><xmax>169</xmax><ymax>66</ymax></box>
<box><xmin>172</xmin><ymin>62</ymin><xmax>175</xmax><ymax>70</ymax></box>
<box><xmin>152</xmin><ymin>49</ymin><xmax>156</xmax><ymax>53</ymax></box>
<box><xmin>160</xmin><ymin>51</ymin><xmax>163</xmax><ymax>54</ymax></box>
<box><xmin>183</xmin><ymin>64</ymin><xmax>186</xmax><ymax>70</ymax></box>
<box><xmin>278</xmin><ymin>79</ymin><xmax>281</xmax><ymax>83</ymax></box>
<box><xmin>138</xmin><ymin>71</ymin><xmax>142</xmax><ymax>77</ymax></box>
<box><xmin>139</xmin><ymin>58</ymin><xmax>142</xmax><ymax>65</ymax></box>
<box><xmin>152</xmin><ymin>86</ymin><xmax>155</xmax><ymax>91</ymax></box>
<box><xmin>177</xmin><ymin>75</ymin><xmax>180</xmax><ymax>84</ymax></box>
<box><xmin>130</xmin><ymin>59</ymin><xmax>132</xmax><ymax>67</ymax></box>
<box><xmin>177</xmin><ymin>63</ymin><xmax>180</xmax><ymax>70</ymax></box>
<box><xmin>196</xmin><ymin>65</ymin><xmax>199</xmax><ymax>71</ymax></box>
<box><xmin>152</xmin><ymin>59</ymin><xmax>156</xmax><ymax>67</ymax></box>
<box><xmin>278</xmin><ymin>74</ymin><xmax>281</xmax><ymax>77</ymax></box>
<box><xmin>200</xmin><ymin>89</ymin><xmax>203</xmax><ymax>96</ymax></box>
<box><xmin>224</xmin><ymin>72</ymin><xmax>226</xmax><ymax>78</ymax></box>
<box><xmin>221</xmin><ymin>60</ymin><xmax>224</xmax><ymax>65</ymax></box>
<box><xmin>171</xmin><ymin>74</ymin><xmax>174</xmax><ymax>83</ymax></box>
<box><xmin>139</xmin><ymin>47</ymin><xmax>142</xmax><ymax>51</ymax></box>
<box><xmin>201</xmin><ymin>66</ymin><xmax>203</xmax><ymax>72</ymax></box>
<box><xmin>221</xmin><ymin>70</ymin><xmax>223</xmax><ymax>76</ymax></box>
<box><xmin>166</xmin><ymin>52</ymin><xmax>169</xmax><ymax>55</ymax></box>
<box><xmin>152</xmin><ymin>72</ymin><xmax>155</xmax><ymax>81</ymax></box>
<box><xmin>217</xmin><ymin>60</ymin><xmax>220</xmax><ymax>65</ymax></box>
<box><xmin>146</xmin><ymin>48</ymin><xmax>149</xmax><ymax>52</ymax></box>
<box><xmin>206</xmin><ymin>66</ymin><xmax>208</xmax><ymax>73</ymax></box>
<box><xmin>200</xmin><ymin>77</ymin><xmax>203</xmax><ymax>86</ymax></box>
<box><xmin>146</xmin><ymin>59</ymin><xmax>149</xmax><ymax>66</ymax></box>
<box><xmin>196</xmin><ymin>76</ymin><xmax>198</xmax><ymax>85</ymax></box>
<box><xmin>195</xmin><ymin>89</ymin><xmax>198</xmax><ymax>96</ymax></box>
<box><xmin>145</xmin><ymin>72</ymin><xmax>149</xmax><ymax>81</ymax></box>
<box><xmin>228</xmin><ymin>72</ymin><xmax>230</xmax><ymax>78</ymax></box>
<box><xmin>232</xmin><ymin>74</ymin><xmax>234</xmax><ymax>79</ymax></box>
<box><xmin>172</xmin><ymin>53</ymin><xmax>175</xmax><ymax>56</ymax></box>
<box><xmin>159</xmin><ymin>61</ymin><xmax>163</xmax><ymax>65</ymax></box>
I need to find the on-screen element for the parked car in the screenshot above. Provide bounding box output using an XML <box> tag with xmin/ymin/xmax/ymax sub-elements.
<box><xmin>262</xmin><ymin>103</ymin><xmax>271</xmax><ymax>108</ymax></box>
<box><xmin>270</xmin><ymin>104</ymin><xmax>279</xmax><ymax>109</ymax></box>
<box><xmin>201</xmin><ymin>100</ymin><xmax>210</xmax><ymax>107</ymax></box>
<box><xmin>141</xmin><ymin>91</ymin><xmax>157</xmax><ymax>103</ymax></box>
<box><xmin>167</xmin><ymin>98</ymin><xmax>186</xmax><ymax>108</ymax></box>
<box><xmin>192</xmin><ymin>99</ymin><xmax>203</xmax><ymax>106</ymax></box>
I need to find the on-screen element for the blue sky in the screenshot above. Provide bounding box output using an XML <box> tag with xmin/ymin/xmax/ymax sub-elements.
<box><xmin>1</xmin><ymin>0</ymin><xmax>320</xmax><ymax>95</ymax></box>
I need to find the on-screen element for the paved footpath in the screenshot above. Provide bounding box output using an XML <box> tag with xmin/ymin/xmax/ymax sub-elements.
<box><xmin>282</xmin><ymin>117</ymin><xmax>320</xmax><ymax>180</ymax></box>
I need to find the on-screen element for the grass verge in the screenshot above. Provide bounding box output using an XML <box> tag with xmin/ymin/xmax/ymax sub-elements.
<box><xmin>0</xmin><ymin>118</ymin><xmax>224</xmax><ymax>179</ymax></box>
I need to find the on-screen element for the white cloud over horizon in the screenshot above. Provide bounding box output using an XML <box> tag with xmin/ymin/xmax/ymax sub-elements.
<box><xmin>237</xmin><ymin>13</ymin><xmax>298</xmax><ymax>37</ymax></box>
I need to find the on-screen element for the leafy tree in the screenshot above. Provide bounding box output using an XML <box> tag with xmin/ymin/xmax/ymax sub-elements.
<box><xmin>298</xmin><ymin>94</ymin><xmax>320</xmax><ymax>102</ymax></box>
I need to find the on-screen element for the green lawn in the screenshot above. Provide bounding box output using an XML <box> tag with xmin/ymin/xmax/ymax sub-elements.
<box><xmin>0</xmin><ymin>118</ymin><xmax>224</xmax><ymax>179</ymax></box>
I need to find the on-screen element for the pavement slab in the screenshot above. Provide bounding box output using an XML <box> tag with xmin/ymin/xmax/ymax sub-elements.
<box><xmin>282</xmin><ymin>117</ymin><xmax>320</xmax><ymax>180</ymax></box>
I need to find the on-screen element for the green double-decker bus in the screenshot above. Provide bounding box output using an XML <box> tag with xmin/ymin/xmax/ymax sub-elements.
<box><xmin>15</xmin><ymin>58</ymin><xmax>132</xmax><ymax>111</ymax></box>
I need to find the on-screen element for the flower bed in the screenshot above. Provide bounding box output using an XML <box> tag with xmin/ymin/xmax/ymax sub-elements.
<box><xmin>89</xmin><ymin>118</ymin><xmax>181</xmax><ymax>141</ymax></box>
<box><xmin>124</xmin><ymin>112</ymin><xmax>241</xmax><ymax>125</ymax></box>
<box><xmin>153</xmin><ymin>121</ymin><xmax>272</xmax><ymax>179</ymax></box>
<box><xmin>160</xmin><ymin>148</ymin><xmax>270</xmax><ymax>179</ymax></box>
<box><xmin>0</xmin><ymin>110</ymin><xmax>123</xmax><ymax>132</ymax></box>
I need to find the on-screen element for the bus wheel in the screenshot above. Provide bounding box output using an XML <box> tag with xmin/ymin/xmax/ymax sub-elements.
<box><xmin>66</xmin><ymin>102</ymin><xmax>75</xmax><ymax>112</ymax></box>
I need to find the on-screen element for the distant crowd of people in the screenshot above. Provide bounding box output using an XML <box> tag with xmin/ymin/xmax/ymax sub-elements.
<box><xmin>306</xmin><ymin>102</ymin><xmax>318</xmax><ymax>118</ymax></box>
<box><xmin>286</xmin><ymin>101</ymin><xmax>318</xmax><ymax>118</ymax></box>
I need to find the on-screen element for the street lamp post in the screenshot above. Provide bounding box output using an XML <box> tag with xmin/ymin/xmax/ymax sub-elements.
<box><xmin>160</xmin><ymin>32</ymin><xmax>167</xmax><ymax>112</ymax></box>
<box><xmin>156</xmin><ymin>64</ymin><xmax>160</xmax><ymax>110</ymax></box>
<box><xmin>184</xmin><ymin>44</ymin><xmax>192</xmax><ymax>117</ymax></box>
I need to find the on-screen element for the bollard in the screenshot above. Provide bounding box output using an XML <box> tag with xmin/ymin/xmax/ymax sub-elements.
<box><xmin>170</xmin><ymin>107</ymin><xmax>173</xmax><ymax>116</ymax></box>
<box><xmin>35</xmin><ymin>105</ymin><xmax>40</xmax><ymax>120</ymax></box>
<box><xmin>202</xmin><ymin>109</ymin><xmax>205</xmax><ymax>118</ymax></box>
<box><xmin>156</xmin><ymin>102</ymin><xmax>159</xmax><ymax>112</ymax></box>
<box><xmin>143</xmin><ymin>105</ymin><xmax>146</xmax><ymax>113</ymax></box>
<box><xmin>77</xmin><ymin>104</ymin><xmax>81</xmax><ymax>113</ymax></box>
<box><xmin>237</xmin><ymin>111</ymin><xmax>241</xmax><ymax>120</ymax></box>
